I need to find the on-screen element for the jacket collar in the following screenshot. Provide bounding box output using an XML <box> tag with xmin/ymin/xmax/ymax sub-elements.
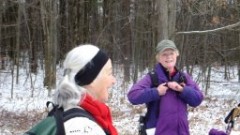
<box><xmin>155</xmin><ymin>63</ymin><xmax>179</xmax><ymax>81</ymax></box>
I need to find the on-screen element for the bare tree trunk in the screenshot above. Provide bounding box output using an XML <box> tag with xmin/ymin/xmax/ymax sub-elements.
<box><xmin>83</xmin><ymin>0</ymin><xmax>90</xmax><ymax>43</ymax></box>
<box><xmin>0</xmin><ymin>0</ymin><xmax>2</xmax><ymax>70</ymax></box>
<box><xmin>11</xmin><ymin>63</ymin><xmax>14</xmax><ymax>99</ymax></box>
<box><xmin>203</xmin><ymin>35</ymin><xmax>208</xmax><ymax>93</ymax></box>
<box><xmin>15</xmin><ymin>1</ymin><xmax>23</xmax><ymax>84</ymax></box>
<box><xmin>103</xmin><ymin>0</ymin><xmax>109</xmax><ymax>28</ymax></box>
<box><xmin>238</xmin><ymin>63</ymin><xmax>240</xmax><ymax>82</ymax></box>
<box><xmin>222</xmin><ymin>34</ymin><xmax>230</xmax><ymax>80</ymax></box>
<box><xmin>41</xmin><ymin>0</ymin><xmax>58</xmax><ymax>94</ymax></box>
<box><xmin>157</xmin><ymin>0</ymin><xmax>168</xmax><ymax>40</ymax></box>
<box><xmin>205</xmin><ymin>66</ymin><xmax>211</xmax><ymax>95</ymax></box>
<box><xmin>59</xmin><ymin>0</ymin><xmax>69</xmax><ymax>61</ymax></box>
<box><xmin>40</xmin><ymin>0</ymin><xmax>49</xmax><ymax>89</ymax></box>
<box><xmin>49</xmin><ymin>0</ymin><xmax>58</xmax><ymax>92</ymax></box>
<box><xmin>29</xmin><ymin>8</ymin><xmax>38</xmax><ymax>74</ymax></box>
<box><xmin>239</xmin><ymin>33</ymin><xmax>240</xmax><ymax>82</ymax></box>
<box><xmin>177</xmin><ymin>3</ymin><xmax>192</xmax><ymax>71</ymax></box>
<box><xmin>168</xmin><ymin>0</ymin><xmax>176</xmax><ymax>39</ymax></box>
<box><xmin>157</xmin><ymin>0</ymin><xmax>176</xmax><ymax>41</ymax></box>
<box><xmin>89</xmin><ymin>0</ymin><xmax>99</xmax><ymax>43</ymax></box>
<box><xmin>132</xmin><ymin>2</ymin><xmax>141</xmax><ymax>83</ymax></box>
<box><xmin>22</xmin><ymin>0</ymin><xmax>34</xmax><ymax>97</ymax></box>
<box><xmin>121</xmin><ymin>0</ymin><xmax>131</xmax><ymax>83</ymax></box>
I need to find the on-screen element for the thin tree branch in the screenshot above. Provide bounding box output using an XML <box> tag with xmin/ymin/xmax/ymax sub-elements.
<box><xmin>176</xmin><ymin>21</ymin><xmax>240</xmax><ymax>35</ymax></box>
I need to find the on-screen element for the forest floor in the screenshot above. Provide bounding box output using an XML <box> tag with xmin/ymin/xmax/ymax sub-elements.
<box><xmin>0</xmin><ymin>95</ymin><xmax>239</xmax><ymax>135</ymax></box>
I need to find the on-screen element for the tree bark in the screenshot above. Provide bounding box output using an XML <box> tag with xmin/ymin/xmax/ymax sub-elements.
<box><xmin>157</xmin><ymin>0</ymin><xmax>176</xmax><ymax>41</ymax></box>
<box><xmin>48</xmin><ymin>0</ymin><xmax>58</xmax><ymax>92</ymax></box>
<box><xmin>0</xmin><ymin>0</ymin><xmax>3</xmax><ymax>69</ymax></box>
<box><xmin>238</xmin><ymin>33</ymin><xmax>240</xmax><ymax>82</ymax></box>
<box><xmin>41</xmin><ymin>0</ymin><xmax>58</xmax><ymax>93</ymax></box>
<box><xmin>83</xmin><ymin>0</ymin><xmax>90</xmax><ymax>43</ymax></box>
<box><xmin>121</xmin><ymin>0</ymin><xmax>131</xmax><ymax>83</ymax></box>
<box><xmin>15</xmin><ymin>1</ymin><xmax>22</xmax><ymax>84</ymax></box>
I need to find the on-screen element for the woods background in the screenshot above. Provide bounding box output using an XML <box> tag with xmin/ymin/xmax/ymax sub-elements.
<box><xmin>1</xmin><ymin>0</ymin><xmax>240</xmax><ymax>97</ymax></box>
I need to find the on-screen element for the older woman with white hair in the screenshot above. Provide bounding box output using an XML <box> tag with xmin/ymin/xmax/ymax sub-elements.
<box><xmin>54</xmin><ymin>44</ymin><xmax>117</xmax><ymax>135</ymax></box>
<box><xmin>128</xmin><ymin>39</ymin><xmax>203</xmax><ymax>135</ymax></box>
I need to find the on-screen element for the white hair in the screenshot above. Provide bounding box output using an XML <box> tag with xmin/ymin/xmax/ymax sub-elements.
<box><xmin>54</xmin><ymin>44</ymin><xmax>99</xmax><ymax>110</ymax></box>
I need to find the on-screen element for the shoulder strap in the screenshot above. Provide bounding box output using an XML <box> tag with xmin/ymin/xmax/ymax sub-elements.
<box><xmin>46</xmin><ymin>101</ymin><xmax>65</xmax><ymax>135</ymax></box>
<box><xmin>54</xmin><ymin>107</ymin><xmax>65</xmax><ymax>135</ymax></box>
<box><xmin>178</xmin><ymin>72</ymin><xmax>186</xmax><ymax>83</ymax></box>
<box><xmin>63</xmin><ymin>108</ymin><xmax>95</xmax><ymax>122</ymax></box>
<box><xmin>149</xmin><ymin>71</ymin><xmax>158</xmax><ymax>87</ymax></box>
<box><xmin>143</xmin><ymin>71</ymin><xmax>159</xmax><ymax>127</ymax></box>
<box><xmin>46</xmin><ymin>102</ymin><xmax>108</xmax><ymax>135</ymax></box>
<box><xmin>46</xmin><ymin>101</ymin><xmax>60</xmax><ymax>117</ymax></box>
<box><xmin>55</xmin><ymin>108</ymin><xmax>97</xmax><ymax>135</ymax></box>
<box><xmin>63</xmin><ymin>108</ymin><xmax>111</xmax><ymax>135</ymax></box>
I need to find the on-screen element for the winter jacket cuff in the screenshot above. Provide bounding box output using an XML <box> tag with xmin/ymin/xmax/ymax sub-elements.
<box><xmin>179</xmin><ymin>86</ymin><xmax>202</xmax><ymax>107</ymax></box>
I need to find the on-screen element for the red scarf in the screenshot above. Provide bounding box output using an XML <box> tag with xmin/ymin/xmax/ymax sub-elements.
<box><xmin>80</xmin><ymin>94</ymin><xmax>118</xmax><ymax>135</ymax></box>
<box><xmin>170</xmin><ymin>68</ymin><xmax>176</xmax><ymax>77</ymax></box>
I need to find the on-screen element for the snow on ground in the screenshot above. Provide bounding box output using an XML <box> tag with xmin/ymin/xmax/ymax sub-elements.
<box><xmin>0</xmin><ymin>65</ymin><xmax>239</xmax><ymax>135</ymax></box>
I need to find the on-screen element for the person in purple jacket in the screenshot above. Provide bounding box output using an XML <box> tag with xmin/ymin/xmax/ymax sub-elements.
<box><xmin>127</xmin><ymin>39</ymin><xmax>204</xmax><ymax>135</ymax></box>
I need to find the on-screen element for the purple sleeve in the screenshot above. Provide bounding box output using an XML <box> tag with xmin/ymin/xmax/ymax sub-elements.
<box><xmin>179</xmin><ymin>73</ymin><xmax>204</xmax><ymax>107</ymax></box>
<box><xmin>127</xmin><ymin>74</ymin><xmax>161</xmax><ymax>105</ymax></box>
<box><xmin>209</xmin><ymin>128</ymin><xmax>227</xmax><ymax>135</ymax></box>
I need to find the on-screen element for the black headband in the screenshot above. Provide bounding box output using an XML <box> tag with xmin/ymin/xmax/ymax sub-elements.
<box><xmin>74</xmin><ymin>50</ymin><xmax>109</xmax><ymax>86</ymax></box>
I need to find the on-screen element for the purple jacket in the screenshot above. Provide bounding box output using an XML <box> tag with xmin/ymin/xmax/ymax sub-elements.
<box><xmin>127</xmin><ymin>64</ymin><xmax>204</xmax><ymax>135</ymax></box>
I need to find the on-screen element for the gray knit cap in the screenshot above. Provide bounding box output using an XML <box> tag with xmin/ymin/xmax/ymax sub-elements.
<box><xmin>156</xmin><ymin>40</ymin><xmax>178</xmax><ymax>53</ymax></box>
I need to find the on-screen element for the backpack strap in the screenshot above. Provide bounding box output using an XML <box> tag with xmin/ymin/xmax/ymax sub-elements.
<box><xmin>53</xmin><ymin>107</ymin><xmax>96</xmax><ymax>135</ymax></box>
<box><xmin>46</xmin><ymin>101</ymin><xmax>60</xmax><ymax>116</ymax></box>
<box><xmin>46</xmin><ymin>101</ymin><xmax>110</xmax><ymax>135</ymax></box>
<box><xmin>148</xmin><ymin>71</ymin><xmax>159</xmax><ymax>87</ymax></box>
<box><xmin>46</xmin><ymin>101</ymin><xmax>65</xmax><ymax>135</ymax></box>
<box><xmin>178</xmin><ymin>72</ymin><xmax>186</xmax><ymax>84</ymax></box>
<box><xmin>148</xmin><ymin>70</ymin><xmax>186</xmax><ymax>87</ymax></box>
<box><xmin>138</xmin><ymin>71</ymin><xmax>159</xmax><ymax>134</ymax></box>
<box><xmin>54</xmin><ymin>108</ymin><xmax>65</xmax><ymax>135</ymax></box>
<box><xmin>63</xmin><ymin>108</ymin><xmax>95</xmax><ymax>122</ymax></box>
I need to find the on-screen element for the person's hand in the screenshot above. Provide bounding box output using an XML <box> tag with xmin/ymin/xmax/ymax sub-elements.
<box><xmin>167</xmin><ymin>81</ymin><xmax>184</xmax><ymax>92</ymax></box>
<box><xmin>179</xmin><ymin>82</ymin><xmax>186</xmax><ymax>87</ymax></box>
<box><xmin>157</xmin><ymin>83</ymin><xmax>168</xmax><ymax>96</ymax></box>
